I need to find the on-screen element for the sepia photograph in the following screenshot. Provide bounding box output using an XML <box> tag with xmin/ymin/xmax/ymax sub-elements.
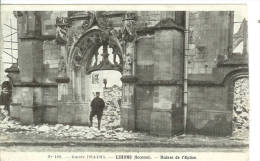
<box><xmin>0</xmin><ymin>3</ymin><xmax>254</xmax><ymax>161</ymax></box>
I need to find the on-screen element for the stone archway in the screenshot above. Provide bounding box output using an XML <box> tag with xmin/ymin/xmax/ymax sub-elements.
<box><xmin>55</xmin><ymin>11</ymin><xmax>138</xmax><ymax>129</ymax></box>
<box><xmin>68</xmin><ymin>28</ymin><xmax>123</xmax><ymax>74</ymax></box>
<box><xmin>56</xmin><ymin>27</ymin><xmax>129</xmax><ymax>126</ymax></box>
<box><xmin>68</xmin><ymin>28</ymin><xmax>124</xmax><ymax>102</ymax></box>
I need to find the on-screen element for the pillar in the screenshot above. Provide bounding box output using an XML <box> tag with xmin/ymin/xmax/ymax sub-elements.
<box><xmin>150</xmin><ymin>29</ymin><xmax>184</xmax><ymax>136</ymax></box>
<box><xmin>55</xmin><ymin>16</ymin><xmax>73</xmax><ymax>124</ymax></box>
<box><xmin>120</xmin><ymin>12</ymin><xmax>138</xmax><ymax>130</ymax></box>
<box><xmin>11</xmin><ymin>11</ymin><xmax>44</xmax><ymax>124</ymax></box>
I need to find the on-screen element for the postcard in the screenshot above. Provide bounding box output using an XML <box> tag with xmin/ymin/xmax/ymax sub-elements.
<box><xmin>0</xmin><ymin>4</ymin><xmax>254</xmax><ymax>161</ymax></box>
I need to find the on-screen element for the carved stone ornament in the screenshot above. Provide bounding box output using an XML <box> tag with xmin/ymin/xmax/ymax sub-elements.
<box><xmin>73</xmin><ymin>46</ymin><xmax>83</xmax><ymax>70</ymax></box>
<box><xmin>70</xmin><ymin>32</ymin><xmax>81</xmax><ymax>46</ymax></box>
<box><xmin>58</xmin><ymin>56</ymin><xmax>67</xmax><ymax>77</ymax></box>
<box><xmin>80</xmin><ymin>11</ymin><xmax>111</xmax><ymax>31</ymax></box>
<box><xmin>120</xmin><ymin>75</ymin><xmax>138</xmax><ymax>83</ymax></box>
<box><xmin>122</xmin><ymin>12</ymin><xmax>137</xmax><ymax>42</ymax></box>
<box><xmin>86</xmin><ymin>44</ymin><xmax>123</xmax><ymax>74</ymax></box>
<box><xmin>112</xmin><ymin>48</ymin><xmax>119</xmax><ymax>65</ymax></box>
<box><xmin>56</xmin><ymin>77</ymin><xmax>70</xmax><ymax>83</ymax></box>
<box><xmin>81</xmin><ymin>11</ymin><xmax>95</xmax><ymax>31</ymax></box>
<box><xmin>13</xmin><ymin>11</ymin><xmax>23</xmax><ymax>18</ymax></box>
<box><xmin>56</xmin><ymin>17</ymin><xmax>71</xmax><ymax>45</ymax></box>
<box><xmin>123</xmin><ymin>53</ymin><xmax>133</xmax><ymax>75</ymax></box>
<box><xmin>56</xmin><ymin>55</ymin><xmax>70</xmax><ymax>83</ymax></box>
<box><xmin>109</xmin><ymin>28</ymin><xmax>123</xmax><ymax>47</ymax></box>
<box><xmin>83</xmin><ymin>31</ymin><xmax>123</xmax><ymax>74</ymax></box>
<box><xmin>96</xmin><ymin>11</ymin><xmax>110</xmax><ymax>29</ymax></box>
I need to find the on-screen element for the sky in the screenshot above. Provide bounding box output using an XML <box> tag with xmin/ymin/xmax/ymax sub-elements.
<box><xmin>1</xmin><ymin>11</ymin><xmax>18</xmax><ymax>82</ymax></box>
<box><xmin>92</xmin><ymin>70</ymin><xmax>122</xmax><ymax>87</ymax></box>
<box><xmin>233</xmin><ymin>11</ymin><xmax>247</xmax><ymax>53</ymax></box>
<box><xmin>94</xmin><ymin>47</ymin><xmax>122</xmax><ymax>87</ymax></box>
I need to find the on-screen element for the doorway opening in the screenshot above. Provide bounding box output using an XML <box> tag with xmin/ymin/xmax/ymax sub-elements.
<box><xmin>88</xmin><ymin>70</ymin><xmax>122</xmax><ymax>131</ymax></box>
<box><xmin>232</xmin><ymin>78</ymin><xmax>249</xmax><ymax>138</ymax></box>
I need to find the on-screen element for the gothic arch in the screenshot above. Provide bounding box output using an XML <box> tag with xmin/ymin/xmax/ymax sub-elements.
<box><xmin>55</xmin><ymin>11</ymin><xmax>137</xmax><ymax>127</ymax></box>
<box><xmin>66</xmin><ymin>28</ymin><xmax>124</xmax><ymax>102</ymax></box>
<box><xmin>68</xmin><ymin>28</ymin><xmax>123</xmax><ymax>75</ymax></box>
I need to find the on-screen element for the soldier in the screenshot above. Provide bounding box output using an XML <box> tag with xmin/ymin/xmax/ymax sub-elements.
<box><xmin>89</xmin><ymin>92</ymin><xmax>105</xmax><ymax>130</ymax></box>
<box><xmin>1</xmin><ymin>81</ymin><xmax>12</xmax><ymax>116</ymax></box>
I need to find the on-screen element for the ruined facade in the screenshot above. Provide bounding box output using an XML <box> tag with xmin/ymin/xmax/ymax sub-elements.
<box><xmin>6</xmin><ymin>11</ymin><xmax>248</xmax><ymax>136</ymax></box>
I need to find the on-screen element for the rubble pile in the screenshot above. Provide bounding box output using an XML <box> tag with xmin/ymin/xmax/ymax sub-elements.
<box><xmin>103</xmin><ymin>85</ymin><xmax>122</xmax><ymax>107</ymax></box>
<box><xmin>0</xmin><ymin>85</ymin><xmax>136</xmax><ymax>140</ymax></box>
<box><xmin>232</xmin><ymin>78</ymin><xmax>249</xmax><ymax>138</ymax></box>
<box><xmin>0</xmin><ymin>108</ymin><xmax>136</xmax><ymax>140</ymax></box>
<box><xmin>0</xmin><ymin>80</ymin><xmax>250</xmax><ymax>140</ymax></box>
<box><xmin>0</xmin><ymin>107</ymin><xmax>23</xmax><ymax>132</ymax></box>
<box><xmin>100</xmin><ymin>85</ymin><xmax>122</xmax><ymax>129</ymax></box>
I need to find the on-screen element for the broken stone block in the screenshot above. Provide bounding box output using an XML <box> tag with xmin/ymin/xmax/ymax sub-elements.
<box><xmin>38</xmin><ymin>125</ymin><xmax>50</xmax><ymax>132</ymax></box>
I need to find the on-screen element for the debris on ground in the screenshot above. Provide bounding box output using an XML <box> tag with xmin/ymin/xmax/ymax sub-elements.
<box><xmin>0</xmin><ymin>81</ymin><xmax>249</xmax><ymax>141</ymax></box>
<box><xmin>92</xmin><ymin>85</ymin><xmax>122</xmax><ymax>129</ymax></box>
<box><xmin>0</xmin><ymin>85</ymin><xmax>139</xmax><ymax>140</ymax></box>
<box><xmin>232</xmin><ymin>78</ymin><xmax>249</xmax><ymax>139</ymax></box>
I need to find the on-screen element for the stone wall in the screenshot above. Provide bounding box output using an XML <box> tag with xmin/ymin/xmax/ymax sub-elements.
<box><xmin>135</xmin><ymin>86</ymin><xmax>153</xmax><ymax>132</ymax></box>
<box><xmin>184</xmin><ymin>11</ymin><xmax>244</xmax><ymax>136</ymax></box>
<box><xmin>18</xmin><ymin>40</ymin><xmax>43</xmax><ymax>82</ymax></box>
<box><xmin>136</xmin><ymin>11</ymin><xmax>185</xmax><ymax>28</ymax></box>
<box><xmin>187</xmin><ymin>85</ymin><xmax>232</xmax><ymax>136</ymax></box>
<box><xmin>136</xmin><ymin>36</ymin><xmax>154</xmax><ymax>81</ymax></box>
<box><xmin>40</xmin><ymin>12</ymin><xmax>62</xmax><ymax>124</ymax></box>
<box><xmin>43</xmin><ymin>40</ymin><xmax>60</xmax><ymax>83</ymax></box>
<box><xmin>135</xmin><ymin>25</ymin><xmax>184</xmax><ymax>136</ymax></box>
<box><xmin>188</xmin><ymin>11</ymin><xmax>232</xmax><ymax>75</ymax></box>
<box><xmin>134</xmin><ymin>11</ymin><xmax>246</xmax><ymax>136</ymax></box>
<box><xmin>8</xmin><ymin>11</ymin><xmax>248</xmax><ymax>137</ymax></box>
<box><xmin>153</xmin><ymin>30</ymin><xmax>183</xmax><ymax>80</ymax></box>
<box><xmin>8</xmin><ymin>11</ymin><xmax>60</xmax><ymax>124</ymax></box>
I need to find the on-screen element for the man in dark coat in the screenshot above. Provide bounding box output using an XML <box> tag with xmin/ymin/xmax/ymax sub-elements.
<box><xmin>89</xmin><ymin>92</ymin><xmax>105</xmax><ymax>130</ymax></box>
<box><xmin>1</xmin><ymin>81</ymin><xmax>12</xmax><ymax>116</ymax></box>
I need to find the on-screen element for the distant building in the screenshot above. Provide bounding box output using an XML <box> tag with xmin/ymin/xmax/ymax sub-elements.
<box><xmin>89</xmin><ymin>72</ymin><xmax>104</xmax><ymax>100</ymax></box>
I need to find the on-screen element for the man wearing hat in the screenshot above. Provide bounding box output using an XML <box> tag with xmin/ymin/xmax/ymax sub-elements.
<box><xmin>89</xmin><ymin>92</ymin><xmax>105</xmax><ymax>130</ymax></box>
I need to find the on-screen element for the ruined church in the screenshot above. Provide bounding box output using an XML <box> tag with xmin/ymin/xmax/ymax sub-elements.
<box><xmin>5</xmin><ymin>11</ymin><xmax>248</xmax><ymax>136</ymax></box>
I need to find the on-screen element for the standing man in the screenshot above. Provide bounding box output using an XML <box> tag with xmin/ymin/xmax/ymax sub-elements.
<box><xmin>1</xmin><ymin>81</ymin><xmax>12</xmax><ymax>116</ymax></box>
<box><xmin>89</xmin><ymin>92</ymin><xmax>105</xmax><ymax>130</ymax></box>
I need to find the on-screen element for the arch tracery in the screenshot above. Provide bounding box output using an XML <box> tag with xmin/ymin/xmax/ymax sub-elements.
<box><xmin>69</xmin><ymin>28</ymin><xmax>123</xmax><ymax>74</ymax></box>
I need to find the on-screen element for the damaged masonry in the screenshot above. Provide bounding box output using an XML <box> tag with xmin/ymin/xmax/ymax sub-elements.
<box><xmin>0</xmin><ymin>80</ymin><xmax>248</xmax><ymax>141</ymax></box>
<box><xmin>1</xmin><ymin>11</ymin><xmax>249</xmax><ymax>139</ymax></box>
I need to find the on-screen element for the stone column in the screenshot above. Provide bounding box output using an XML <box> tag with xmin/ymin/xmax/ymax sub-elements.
<box><xmin>120</xmin><ymin>12</ymin><xmax>138</xmax><ymax>130</ymax></box>
<box><xmin>56</xmin><ymin>52</ymin><xmax>69</xmax><ymax>101</ymax></box>
<box><xmin>56</xmin><ymin>58</ymin><xmax>71</xmax><ymax>124</ymax></box>
<box><xmin>55</xmin><ymin>17</ymin><xmax>75</xmax><ymax>124</ymax></box>
<box><xmin>55</xmin><ymin>16</ymin><xmax>71</xmax><ymax>101</ymax></box>
<box><xmin>7</xmin><ymin>12</ymin><xmax>45</xmax><ymax>124</ymax></box>
<box><xmin>150</xmin><ymin>29</ymin><xmax>184</xmax><ymax>136</ymax></box>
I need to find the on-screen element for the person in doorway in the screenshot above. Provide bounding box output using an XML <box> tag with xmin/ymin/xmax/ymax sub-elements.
<box><xmin>89</xmin><ymin>92</ymin><xmax>105</xmax><ymax>130</ymax></box>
